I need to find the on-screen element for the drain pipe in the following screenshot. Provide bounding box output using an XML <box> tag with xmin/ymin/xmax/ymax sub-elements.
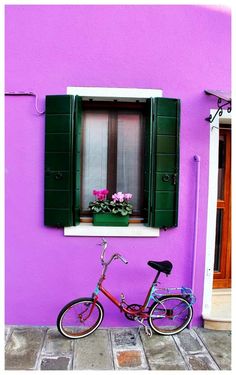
<box><xmin>192</xmin><ymin>155</ymin><xmax>201</xmax><ymax>293</ymax></box>
<box><xmin>189</xmin><ymin>155</ymin><xmax>201</xmax><ymax>328</ymax></box>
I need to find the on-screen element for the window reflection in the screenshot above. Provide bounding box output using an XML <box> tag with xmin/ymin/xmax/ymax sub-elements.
<box><xmin>214</xmin><ymin>208</ymin><xmax>223</xmax><ymax>272</ymax></box>
<box><xmin>217</xmin><ymin>135</ymin><xmax>226</xmax><ymax>200</ymax></box>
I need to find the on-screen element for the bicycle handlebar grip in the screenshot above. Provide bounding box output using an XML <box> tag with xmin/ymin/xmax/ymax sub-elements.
<box><xmin>119</xmin><ymin>255</ymin><xmax>128</xmax><ymax>264</ymax></box>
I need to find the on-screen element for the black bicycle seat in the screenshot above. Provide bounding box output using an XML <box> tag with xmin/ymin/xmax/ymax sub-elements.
<box><xmin>148</xmin><ymin>260</ymin><xmax>173</xmax><ymax>275</ymax></box>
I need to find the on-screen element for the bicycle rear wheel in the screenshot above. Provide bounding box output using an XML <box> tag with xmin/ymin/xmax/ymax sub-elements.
<box><xmin>148</xmin><ymin>295</ymin><xmax>193</xmax><ymax>335</ymax></box>
<box><xmin>57</xmin><ymin>298</ymin><xmax>104</xmax><ymax>339</ymax></box>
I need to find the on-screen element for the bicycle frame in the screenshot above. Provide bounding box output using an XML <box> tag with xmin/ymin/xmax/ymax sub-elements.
<box><xmin>94</xmin><ymin>278</ymin><xmax>151</xmax><ymax>320</ymax></box>
<box><xmin>92</xmin><ymin>277</ymin><xmax>195</xmax><ymax>323</ymax></box>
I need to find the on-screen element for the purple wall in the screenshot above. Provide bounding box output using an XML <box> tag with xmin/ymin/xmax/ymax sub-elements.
<box><xmin>5</xmin><ymin>5</ymin><xmax>231</xmax><ymax>327</ymax></box>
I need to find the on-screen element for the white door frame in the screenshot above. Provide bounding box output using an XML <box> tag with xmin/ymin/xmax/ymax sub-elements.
<box><xmin>202</xmin><ymin>109</ymin><xmax>231</xmax><ymax>317</ymax></box>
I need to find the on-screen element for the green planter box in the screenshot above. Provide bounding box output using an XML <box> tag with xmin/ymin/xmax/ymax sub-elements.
<box><xmin>93</xmin><ymin>213</ymin><xmax>129</xmax><ymax>226</ymax></box>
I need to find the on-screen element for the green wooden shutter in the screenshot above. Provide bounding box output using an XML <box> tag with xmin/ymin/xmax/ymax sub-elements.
<box><xmin>44</xmin><ymin>95</ymin><xmax>75</xmax><ymax>227</ymax></box>
<box><xmin>73</xmin><ymin>96</ymin><xmax>82</xmax><ymax>225</ymax></box>
<box><xmin>147</xmin><ymin>97</ymin><xmax>180</xmax><ymax>228</ymax></box>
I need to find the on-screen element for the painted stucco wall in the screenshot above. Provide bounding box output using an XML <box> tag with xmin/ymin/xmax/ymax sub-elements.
<box><xmin>5</xmin><ymin>5</ymin><xmax>231</xmax><ymax>327</ymax></box>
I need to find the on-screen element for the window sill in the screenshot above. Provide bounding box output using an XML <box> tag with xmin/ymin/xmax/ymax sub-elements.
<box><xmin>64</xmin><ymin>223</ymin><xmax>160</xmax><ymax>237</ymax></box>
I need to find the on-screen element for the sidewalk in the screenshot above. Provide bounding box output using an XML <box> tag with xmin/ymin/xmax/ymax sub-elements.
<box><xmin>5</xmin><ymin>326</ymin><xmax>231</xmax><ymax>370</ymax></box>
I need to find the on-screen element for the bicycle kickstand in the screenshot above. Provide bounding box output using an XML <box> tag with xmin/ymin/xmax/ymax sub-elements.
<box><xmin>135</xmin><ymin>318</ymin><xmax>153</xmax><ymax>338</ymax></box>
<box><xmin>144</xmin><ymin>326</ymin><xmax>153</xmax><ymax>337</ymax></box>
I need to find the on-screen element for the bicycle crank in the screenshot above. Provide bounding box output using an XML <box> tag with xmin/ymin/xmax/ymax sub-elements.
<box><xmin>124</xmin><ymin>304</ymin><xmax>142</xmax><ymax>320</ymax></box>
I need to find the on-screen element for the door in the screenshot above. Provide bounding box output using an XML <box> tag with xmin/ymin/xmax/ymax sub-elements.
<box><xmin>213</xmin><ymin>127</ymin><xmax>231</xmax><ymax>288</ymax></box>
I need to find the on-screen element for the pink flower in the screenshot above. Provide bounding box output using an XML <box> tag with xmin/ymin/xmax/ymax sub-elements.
<box><xmin>101</xmin><ymin>189</ymin><xmax>109</xmax><ymax>195</ymax></box>
<box><xmin>112</xmin><ymin>192</ymin><xmax>125</xmax><ymax>202</ymax></box>
<box><xmin>93</xmin><ymin>189</ymin><xmax>109</xmax><ymax>201</ymax></box>
<box><xmin>124</xmin><ymin>193</ymin><xmax>132</xmax><ymax>200</ymax></box>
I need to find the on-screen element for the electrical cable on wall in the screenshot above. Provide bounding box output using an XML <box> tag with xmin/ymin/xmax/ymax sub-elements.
<box><xmin>5</xmin><ymin>91</ymin><xmax>45</xmax><ymax>115</ymax></box>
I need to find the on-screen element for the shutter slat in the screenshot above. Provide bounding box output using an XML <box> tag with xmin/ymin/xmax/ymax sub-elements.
<box><xmin>46</xmin><ymin>114</ymin><xmax>73</xmax><ymax>133</ymax></box>
<box><xmin>44</xmin><ymin>95</ymin><xmax>74</xmax><ymax>227</ymax></box>
<box><xmin>45</xmin><ymin>153</ymin><xmax>70</xmax><ymax>171</ymax></box>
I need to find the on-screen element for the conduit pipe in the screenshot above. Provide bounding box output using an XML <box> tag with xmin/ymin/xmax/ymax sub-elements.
<box><xmin>5</xmin><ymin>91</ymin><xmax>45</xmax><ymax>114</ymax></box>
<box><xmin>191</xmin><ymin>155</ymin><xmax>201</xmax><ymax>294</ymax></box>
<box><xmin>189</xmin><ymin>155</ymin><xmax>200</xmax><ymax>328</ymax></box>
<box><xmin>188</xmin><ymin>155</ymin><xmax>201</xmax><ymax>329</ymax></box>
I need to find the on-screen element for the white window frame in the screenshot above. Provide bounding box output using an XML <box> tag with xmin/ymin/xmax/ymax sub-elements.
<box><xmin>67</xmin><ymin>86</ymin><xmax>162</xmax><ymax>101</ymax></box>
<box><xmin>202</xmin><ymin>109</ymin><xmax>231</xmax><ymax>317</ymax></box>
<box><xmin>64</xmin><ymin>87</ymin><xmax>163</xmax><ymax>237</ymax></box>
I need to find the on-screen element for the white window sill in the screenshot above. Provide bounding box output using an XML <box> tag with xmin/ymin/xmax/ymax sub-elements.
<box><xmin>64</xmin><ymin>223</ymin><xmax>160</xmax><ymax>237</ymax></box>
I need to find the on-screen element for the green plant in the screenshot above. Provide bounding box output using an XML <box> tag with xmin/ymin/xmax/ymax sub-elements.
<box><xmin>89</xmin><ymin>189</ymin><xmax>133</xmax><ymax>216</ymax></box>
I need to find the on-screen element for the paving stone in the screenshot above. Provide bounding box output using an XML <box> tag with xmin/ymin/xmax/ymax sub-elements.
<box><xmin>116</xmin><ymin>350</ymin><xmax>142</xmax><ymax>368</ymax></box>
<box><xmin>42</xmin><ymin>328</ymin><xmax>73</xmax><ymax>355</ymax></box>
<box><xmin>195</xmin><ymin>328</ymin><xmax>231</xmax><ymax>370</ymax></box>
<box><xmin>140</xmin><ymin>330</ymin><xmax>187</xmax><ymax>370</ymax></box>
<box><xmin>73</xmin><ymin>329</ymin><xmax>114</xmax><ymax>370</ymax></box>
<box><xmin>111</xmin><ymin>328</ymin><xmax>139</xmax><ymax>347</ymax></box>
<box><xmin>174</xmin><ymin>329</ymin><xmax>205</xmax><ymax>354</ymax></box>
<box><xmin>187</xmin><ymin>354</ymin><xmax>219</xmax><ymax>370</ymax></box>
<box><xmin>5</xmin><ymin>327</ymin><xmax>46</xmax><ymax>370</ymax></box>
<box><xmin>40</xmin><ymin>356</ymin><xmax>71</xmax><ymax>370</ymax></box>
<box><xmin>173</xmin><ymin>329</ymin><xmax>219</xmax><ymax>370</ymax></box>
<box><xmin>111</xmin><ymin>329</ymin><xmax>148</xmax><ymax>369</ymax></box>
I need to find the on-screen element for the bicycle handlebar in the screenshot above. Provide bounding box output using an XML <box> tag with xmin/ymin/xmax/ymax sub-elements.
<box><xmin>114</xmin><ymin>254</ymin><xmax>129</xmax><ymax>264</ymax></box>
<box><xmin>98</xmin><ymin>238</ymin><xmax>128</xmax><ymax>266</ymax></box>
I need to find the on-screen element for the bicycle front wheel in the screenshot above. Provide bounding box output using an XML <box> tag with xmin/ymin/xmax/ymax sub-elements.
<box><xmin>57</xmin><ymin>298</ymin><xmax>104</xmax><ymax>339</ymax></box>
<box><xmin>148</xmin><ymin>295</ymin><xmax>193</xmax><ymax>335</ymax></box>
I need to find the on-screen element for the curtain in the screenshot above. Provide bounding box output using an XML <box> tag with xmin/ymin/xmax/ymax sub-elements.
<box><xmin>117</xmin><ymin>113</ymin><xmax>144</xmax><ymax>211</ymax></box>
<box><xmin>82</xmin><ymin>111</ymin><xmax>108</xmax><ymax>210</ymax></box>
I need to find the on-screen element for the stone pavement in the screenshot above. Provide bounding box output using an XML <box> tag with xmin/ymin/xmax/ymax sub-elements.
<box><xmin>5</xmin><ymin>326</ymin><xmax>231</xmax><ymax>370</ymax></box>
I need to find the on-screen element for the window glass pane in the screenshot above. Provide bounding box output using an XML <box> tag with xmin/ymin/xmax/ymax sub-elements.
<box><xmin>82</xmin><ymin>112</ymin><xmax>108</xmax><ymax>210</ymax></box>
<box><xmin>217</xmin><ymin>135</ymin><xmax>226</xmax><ymax>200</ymax></box>
<box><xmin>214</xmin><ymin>208</ymin><xmax>223</xmax><ymax>272</ymax></box>
<box><xmin>117</xmin><ymin>113</ymin><xmax>144</xmax><ymax>211</ymax></box>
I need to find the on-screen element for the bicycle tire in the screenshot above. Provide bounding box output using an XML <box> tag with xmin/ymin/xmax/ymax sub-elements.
<box><xmin>148</xmin><ymin>295</ymin><xmax>193</xmax><ymax>335</ymax></box>
<box><xmin>57</xmin><ymin>297</ymin><xmax>104</xmax><ymax>339</ymax></box>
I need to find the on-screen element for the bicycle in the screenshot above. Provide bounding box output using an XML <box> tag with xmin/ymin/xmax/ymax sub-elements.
<box><xmin>57</xmin><ymin>239</ymin><xmax>196</xmax><ymax>339</ymax></box>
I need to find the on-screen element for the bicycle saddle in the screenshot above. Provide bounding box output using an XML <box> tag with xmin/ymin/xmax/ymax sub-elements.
<box><xmin>148</xmin><ymin>260</ymin><xmax>173</xmax><ymax>275</ymax></box>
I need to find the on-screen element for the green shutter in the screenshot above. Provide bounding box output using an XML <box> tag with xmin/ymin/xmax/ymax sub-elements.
<box><xmin>44</xmin><ymin>95</ymin><xmax>75</xmax><ymax>227</ymax></box>
<box><xmin>147</xmin><ymin>97</ymin><xmax>180</xmax><ymax>228</ymax></box>
<box><xmin>73</xmin><ymin>96</ymin><xmax>82</xmax><ymax>225</ymax></box>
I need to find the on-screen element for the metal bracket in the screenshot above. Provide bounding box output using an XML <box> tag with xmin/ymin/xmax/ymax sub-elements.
<box><xmin>205</xmin><ymin>97</ymin><xmax>231</xmax><ymax>123</ymax></box>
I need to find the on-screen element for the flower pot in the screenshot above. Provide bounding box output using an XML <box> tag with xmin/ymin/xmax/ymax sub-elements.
<box><xmin>93</xmin><ymin>213</ymin><xmax>129</xmax><ymax>226</ymax></box>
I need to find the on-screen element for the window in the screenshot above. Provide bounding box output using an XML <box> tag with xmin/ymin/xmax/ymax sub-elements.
<box><xmin>44</xmin><ymin>92</ymin><xmax>180</xmax><ymax>229</ymax></box>
<box><xmin>81</xmin><ymin>101</ymin><xmax>146</xmax><ymax>216</ymax></box>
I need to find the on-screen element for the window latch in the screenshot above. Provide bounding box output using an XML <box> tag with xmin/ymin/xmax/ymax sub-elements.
<box><xmin>172</xmin><ymin>174</ymin><xmax>177</xmax><ymax>185</ymax></box>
